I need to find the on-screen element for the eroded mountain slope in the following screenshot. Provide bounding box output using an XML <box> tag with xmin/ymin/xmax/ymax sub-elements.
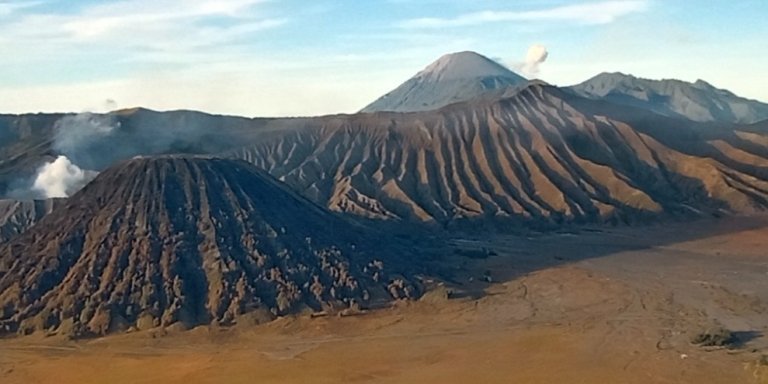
<box><xmin>3</xmin><ymin>86</ymin><xmax>768</xmax><ymax>228</ymax></box>
<box><xmin>0</xmin><ymin>157</ymin><xmax>418</xmax><ymax>337</ymax></box>
<box><xmin>231</xmin><ymin>84</ymin><xmax>768</xmax><ymax>224</ymax></box>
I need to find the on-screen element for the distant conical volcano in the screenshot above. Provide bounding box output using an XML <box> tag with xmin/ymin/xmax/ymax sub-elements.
<box><xmin>0</xmin><ymin>156</ymin><xmax>417</xmax><ymax>337</ymax></box>
<box><xmin>361</xmin><ymin>51</ymin><xmax>527</xmax><ymax>113</ymax></box>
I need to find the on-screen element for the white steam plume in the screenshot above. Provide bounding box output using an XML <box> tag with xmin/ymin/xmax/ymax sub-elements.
<box><xmin>33</xmin><ymin>156</ymin><xmax>98</xmax><ymax>198</ymax></box>
<box><xmin>508</xmin><ymin>44</ymin><xmax>550</xmax><ymax>78</ymax></box>
<box><xmin>28</xmin><ymin>106</ymin><xmax>119</xmax><ymax>198</ymax></box>
<box><xmin>522</xmin><ymin>44</ymin><xmax>549</xmax><ymax>77</ymax></box>
<box><xmin>517</xmin><ymin>44</ymin><xmax>549</xmax><ymax>78</ymax></box>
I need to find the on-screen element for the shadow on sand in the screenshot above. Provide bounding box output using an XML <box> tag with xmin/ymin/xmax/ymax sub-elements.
<box><xmin>388</xmin><ymin>214</ymin><xmax>768</xmax><ymax>301</ymax></box>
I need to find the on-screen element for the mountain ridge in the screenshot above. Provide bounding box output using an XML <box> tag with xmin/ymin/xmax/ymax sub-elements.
<box><xmin>232</xmin><ymin>82</ymin><xmax>768</xmax><ymax>224</ymax></box>
<box><xmin>2</xmin><ymin>75</ymin><xmax>768</xmax><ymax>233</ymax></box>
<box><xmin>568</xmin><ymin>72</ymin><xmax>768</xmax><ymax>124</ymax></box>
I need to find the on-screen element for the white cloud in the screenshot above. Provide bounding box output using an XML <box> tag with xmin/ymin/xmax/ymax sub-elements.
<box><xmin>400</xmin><ymin>1</ymin><xmax>649</xmax><ymax>28</ymax></box>
<box><xmin>0</xmin><ymin>0</ymin><xmax>41</xmax><ymax>16</ymax></box>
<box><xmin>58</xmin><ymin>0</ymin><xmax>272</xmax><ymax>40</ymax></box>
<box><xmin>0</xmin><ymin>0</ymin><xmax>284</xmax><ymax>55</ymax></box>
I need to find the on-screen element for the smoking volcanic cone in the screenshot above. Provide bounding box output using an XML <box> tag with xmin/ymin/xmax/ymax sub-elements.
<box><xmin>361</xmin><ymin>51</ymin><xmax>526</xmax><ymax>113</ymax></box>
<box><xmin>0</xmin><ymin>156</ymin><xmax>417</xmax><ymax>337</ymax></box>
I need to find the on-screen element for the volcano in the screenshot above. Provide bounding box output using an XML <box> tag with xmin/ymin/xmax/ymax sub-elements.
<box><xmin>0</xmin><ymin>157</ymin><xmax>417</xmax><ymax>337</ymax></box>
<box><xmin>361</xmin><ymin>51</ymin><xmax>527</xmax><ymax>113</ymax></box>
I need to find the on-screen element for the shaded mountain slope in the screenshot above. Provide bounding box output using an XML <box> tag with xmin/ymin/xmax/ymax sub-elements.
<box><xmin>568</xmin><ymin>72</ymin><xmax>768</xmax><ymax>124</ymax></box>
<box><xmin>231</xmin><ymin>83</ymin><xmax>768</xmax><ymax>224</ymax></box>
<box><xmin>0</xmin><ymin>109</ymin><xmax>278</xmax><ymax>197</ymax></box>
<box><xmin>0</xmin><ymin>114</ymin><xmax>62</xmax><ymax>196</ymax></box>
<box><xmin>361</xmin><ymin>51</ymin><xmax>527</xmax><ymax>113</ymax></box>
<box><xmin>0</xmin><ymin>157</ymin><xmax>418</xmax><ymax>337</ymax></box>
<box><xmin>0</xmin><ymin>199</ymin><xmax>62</xmax><ymax>243</ymax></box>
<box><xmin>72</xmin><ymin>108</ymin><xmax>275</xmax><ymax>170</ymax></box>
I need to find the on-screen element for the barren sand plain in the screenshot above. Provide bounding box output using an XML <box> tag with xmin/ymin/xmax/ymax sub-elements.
<box><xmin>2</xmin><ymin>216</ymin><xmax>768</xmax><ymax>384</ymax></box>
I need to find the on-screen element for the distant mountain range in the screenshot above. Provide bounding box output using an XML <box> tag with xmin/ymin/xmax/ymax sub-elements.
<box><xmin>1</xmin><ymin>50</ymin><xmax>768</xmax><ymax>236</ymax></box>
<box><xmin>361</xmin><ymin>51</ymin><xmax>768</xmax><ymax>125</ymax></box>
<box><xmin>568</xmin><ymin>72</ymin><xmax>768</xmax><ymax>124</ymax></box>
<box><xmin>2</xmin><ymin>88</ymin><xmax>768</xmax><ymax>231</ymax></box>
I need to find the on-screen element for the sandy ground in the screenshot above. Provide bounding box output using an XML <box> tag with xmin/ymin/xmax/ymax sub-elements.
<box><xmin>2</xmin><ymin>216</ymin><xmax>768</xmax><ymax>383</ymax></box>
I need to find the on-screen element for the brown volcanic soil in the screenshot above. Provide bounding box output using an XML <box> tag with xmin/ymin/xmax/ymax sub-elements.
<box><xmin>1</xmin><ymin>215</ymin><xmax>767</xmax><ymax>383</ymax></box>
<box><xmin>0</xmin><ymin>157</ymin><xmax>418</xmax><ymax>337</ymax></box>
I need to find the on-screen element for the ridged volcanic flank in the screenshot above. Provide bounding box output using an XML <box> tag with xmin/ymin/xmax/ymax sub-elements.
<box><xmin>0</xmin><ymin>157</ymin><xmax>417</xmax><ymax>337</ymax></box>
<box><xmin>235</xmin><ymin>83</ymin><xmax>768</xmax><ymax>224</ymax></box>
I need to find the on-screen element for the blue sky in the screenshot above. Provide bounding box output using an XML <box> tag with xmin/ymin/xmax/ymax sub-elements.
<box><xmin>0</xmin><ymin>0</ymin><xmax>766</xmax><ymax>116</ymax></box>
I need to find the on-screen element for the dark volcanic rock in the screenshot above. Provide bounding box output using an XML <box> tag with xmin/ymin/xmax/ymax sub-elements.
<box><xmin>0</xmin><ymin>156</ymin><xmax>416</xmax><ymax>337</ymax></box>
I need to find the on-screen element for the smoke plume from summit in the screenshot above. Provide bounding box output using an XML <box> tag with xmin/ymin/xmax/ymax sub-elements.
<box><xmin>521</xmin><ymin>44</ymin><xmax>549</xmax><ymax>77</ymax></box>
<box><xmin>32</xmin><ymin>156</ymin><xmax>97</xmax><ymax>198</ymax></box>
<box><xmin>28</xmin><ymin>111</ymin><xmax>119</xmax><ymax>198</ymax></box>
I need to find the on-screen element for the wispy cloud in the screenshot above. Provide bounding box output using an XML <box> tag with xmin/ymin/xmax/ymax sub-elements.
<box><xmin>58</xmin><ymin>0</ymin><xmax>274</xmax><ymax>40</ymax></box>
<box><xmin>0</xmin><ymin>0</ymin><xmax>285</xmax><ymax>55</ymax></box>
<box><xmin>0</xmin><ymin>0</ymin><xmax>42</xmax><ymax>16</ymax></box>
<box><xmin>399</xmin><ymin>0</ymin><xmax>649</xmax><ymax>28</ymax></box>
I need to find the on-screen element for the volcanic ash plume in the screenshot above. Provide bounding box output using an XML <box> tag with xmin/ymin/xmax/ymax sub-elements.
<box><xmin>521</xmin><ymin>44</ymin><xmax>549</xmax><ymax>78</ymax></box>
<box><xmin>32</xmin><ymin>155</ymin><xmax>98</xmax><ymax>198</ymax></box>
